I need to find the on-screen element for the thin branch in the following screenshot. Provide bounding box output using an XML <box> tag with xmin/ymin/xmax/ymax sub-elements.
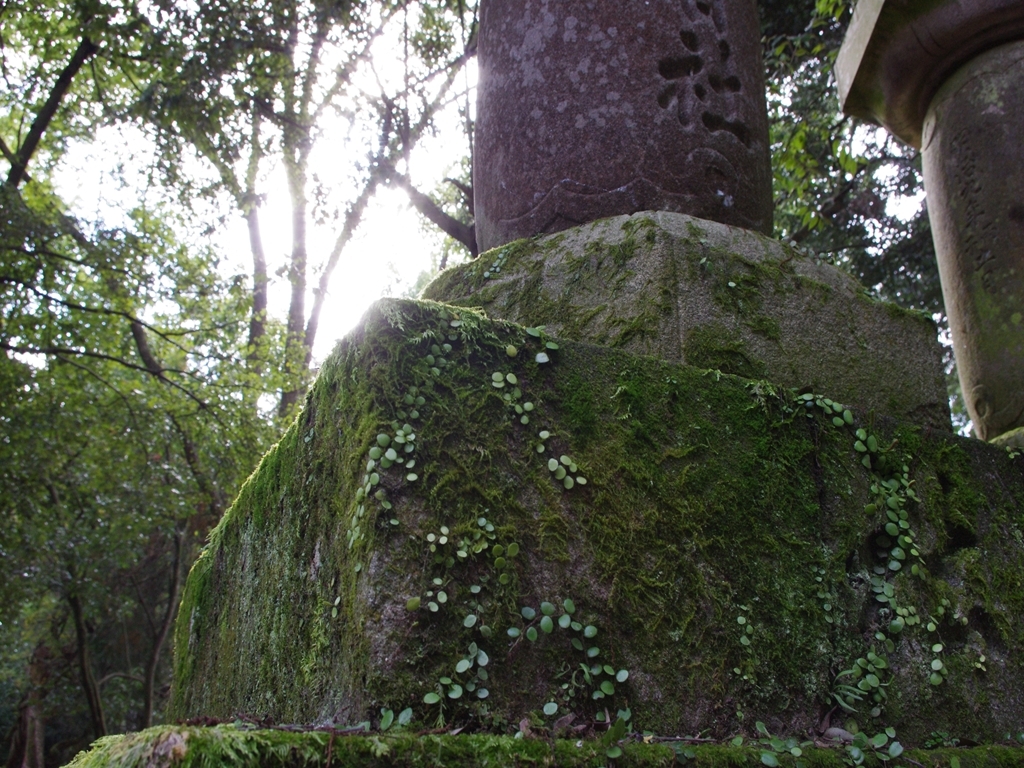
<box><xmin>302</xmin><ymin>174</ymin><xmax>378</xmax><ymax>368</ymax></box>
<box><xmin>96</xmin><ymin>672</ymin><xmax>144</xmax><ymax>688</ymax></box>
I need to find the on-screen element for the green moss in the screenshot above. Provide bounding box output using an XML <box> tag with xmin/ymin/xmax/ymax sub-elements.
<box><xmin>171</xmin><ymin>299</ymin><xmax>1024</xmax><ymax>744</ymax></box>
<box><xmin>64</xmin><ymin>725</ymin><xmax>1024</xmax><ymax>768</ymax></box>
<box><xmin>682</xmin><ymin>325</ymin><xmax>768</xmax><ymax>379</ymax></box>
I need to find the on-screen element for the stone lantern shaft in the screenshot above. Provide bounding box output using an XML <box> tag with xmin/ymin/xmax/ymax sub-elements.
<box><xmin>836</xmin><ymin>0</ymin><xmax>1024</xmax><ymax>441</ymax></box>
<box><xmin>473</xmin><ymin>0</ymin><xmax>773</xmax><ymax>254</ymax></box>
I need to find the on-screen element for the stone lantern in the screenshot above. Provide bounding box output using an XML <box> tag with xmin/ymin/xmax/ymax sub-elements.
<box><xmin>836</xmin><ymin>0</ymin><xmax>1024</xmax><ymax>442</ymax></box>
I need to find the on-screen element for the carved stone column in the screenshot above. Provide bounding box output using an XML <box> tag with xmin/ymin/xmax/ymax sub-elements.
<box><xmin>836</xmin><ymin>0</ymin><xmax>1024</xmax><ymax>440</ymax></box>
<box><xmin>473</xmin><ymin>0</ymin><xmax>772</xmax><ymax>253</ymax></box>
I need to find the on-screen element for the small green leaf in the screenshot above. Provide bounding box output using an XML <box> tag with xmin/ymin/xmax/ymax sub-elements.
<box><xmin>760</xmin><ymin>751</ymin><xmax>780</xmax><ymax>767</ymax></box>
<box><xmin>616</xmin><ymin>669</ymin><xmax>629</xmax><ymax>682</ymax></box>
<box><xmin>521</xmin><ymin>606</ymin><xmax>536</xmax><ymax>620</ymax></box>
<box><xmin>406</xmin><ymin>597</ymin><xmax>421</xmax><ymax>611</ymax></box>
<box><xmin>464</xmin><ymin>614</ymin><xmax>478</xmax><ymax>628</ymax></box>
<box><xmin>448</xmin><ymin>685</ymin><xmax>463</xmax><ymax>699</ymax></box>
<box><xmin>526</xmin><ymin>627</ymin><xmax>538</xmax><ymax>641</ymax></box>
<box><xmin>540</xmin><ymin>615</ymin><xmax>554</xmax><ymax>633</ymax></box>
<box><xmin>398</xmin><ymin>707</ymin><xmax>413</xmax><ymax>726</ymax></box>
<box><xmin>543</xmin><ymin>702</ymin><xmax>558</xmax><ymax>716</ymax></box>
<box><xmin>541</xmin><ymin>601</ymin><xmax>556</xmax><ymax>615</ymax></box>
<box><xmin>584</xmin><ymin>625</ymin><xmax>598</xmax><ymax>638</ymax></box>
<box><xmin>456</xmin><ymin>659</ymin><xmax>472</xmax><ymax>674</ymax></box>
<box><xmin>423</xmin><ymin>692</ymin><xmax>441</xmax><ymax>704</ymax></box>
<box><xmin>507</xmin><ymin>542</ymin><xmax>520</xmax><ymax>557</ymax></box>
<box><xmin>507</xmin><ymin>627</ymin><xmax>521</xmax><ymax>638</ymax></box>
<box><xmin>600</xmin><ymin>680</ymin><xmax>615</xmax><ymax>695</ymax></box>
<box><xmin>563</xmin><ymin>598</ymin><xmax>576</xmax><ymax>613</ymax></box>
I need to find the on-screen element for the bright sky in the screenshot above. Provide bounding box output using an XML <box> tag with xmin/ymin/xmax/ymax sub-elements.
<box><xmin>54</xmin><ymin>55</ymin><xmax>478</xmax><ymax>366</ymax></box>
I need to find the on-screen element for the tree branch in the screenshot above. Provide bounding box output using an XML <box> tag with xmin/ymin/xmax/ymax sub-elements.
<box><xmin>6</xmin><ymin>36</ymin><xmax>99</xmax><ymax>188</ymax></box>
<box><xmin>381</xmin><ymin>161</ymin><xmax>476</xmax><ymax>256</ymax></box>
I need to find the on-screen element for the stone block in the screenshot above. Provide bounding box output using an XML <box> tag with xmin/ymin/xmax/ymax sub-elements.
<box><xmin>169</xmin><ymin>299</ymin><xmax>1024</xmax><ymax>742</ymax></box>
<box><xmin>425</xmin><ymin>212</ymin><xmax>950</xmax><ymax>430</ymax></box>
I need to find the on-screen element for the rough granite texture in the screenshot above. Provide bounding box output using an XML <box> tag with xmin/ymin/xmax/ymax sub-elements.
<box><xmin>424</xmin><ymin>212</ymin><xmax>951</xmax><ymax>430</ymax></box>
<box><xmin>170</xmin><ymin>299</ymin><xmax>1024</xmax><ymax>744</ymax></box>
<box><xmin>473</xmin><ymin>0</ymin><xmax>772</xmax><ymax>251</ymax></box>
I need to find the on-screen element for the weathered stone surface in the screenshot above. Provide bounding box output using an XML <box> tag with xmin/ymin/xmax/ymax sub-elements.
<box><xmin>171</xmin><ymin>299</ymin><xmax>1024</xmax><ymax>743</ymax></box>
<box><xmin>835</xmin><ymin>0</ymin><xmax>1024</xmax><ymax>147</ymax></box>
<box><xmin>473</xmin><ymin>0</ymin><xmax>772</xmax><ymax>252</ymax></box>
<box><xmin>425</xmin><ymin>212</ymin><xmax>950</xmax><ymax>430</ymax></box>
<box><xmin>921</xmin><ymin>42</ymin><xmax>1024</xmax><ymax>441</ymax></box>
<box><xmin>992</xmin><ymin>427</ymin><xmax>1024</xmax><ymax>450</ymax></box>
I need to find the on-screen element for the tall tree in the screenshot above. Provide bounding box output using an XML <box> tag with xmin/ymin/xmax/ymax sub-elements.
<box><xmin>135</xmin><ymin>0</ymin><xmax>478</xmax><ymax>415</ymax></box>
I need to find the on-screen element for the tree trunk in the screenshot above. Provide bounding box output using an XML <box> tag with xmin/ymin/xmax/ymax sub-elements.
<box><xmin>244</xmin><ymin>114</ymin><xmax>268</xmax><ymax>375</ymax></box>
<box><xmin>4</xmin><ymin>700</ymin><xmax>44</xmax><ymax>768</ymax></box>
<box><xmin>245</xmin><ymin>206</ymin><xmax>269</xmax><ymax>373</ymax></box>
<box><xmin>68</xmin><ymin>594</ymin><xmax>107</xmax><ymax>739</ymax></box>
<box><xmin>277</xmin><ymin>155</ymin><xmax>310</xmax><ymax>418</ymax></box>
<box><xmin>141</xmin><ymin>530</ymin><xmax>183</xmax><ymax>728</ymax></box>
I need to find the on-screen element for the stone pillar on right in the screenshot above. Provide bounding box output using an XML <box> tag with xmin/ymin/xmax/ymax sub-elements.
<box><xmin>836</xmin><ymin>0</ymin><xmax>1024</xmax><ymax>441</ymax></box>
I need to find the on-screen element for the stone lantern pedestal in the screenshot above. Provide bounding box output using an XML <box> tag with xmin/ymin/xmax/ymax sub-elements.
<box><xmin>836</xmin><ymin>0</ymin><xmax>1024</xmax><ymax>441</ymax></box>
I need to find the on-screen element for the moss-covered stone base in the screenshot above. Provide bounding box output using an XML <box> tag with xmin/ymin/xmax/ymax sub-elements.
<box><xmin>423</xmin><ymin>212</ymin><xmax>950</xmax><ymax>429</ymax></box>
<box><xmin>170</xmin><ymin>299</ymin><xmax>1024</xmax><ymax>744</ymax></box>
<box><xmin>65</xmin><ymin>725</ymin><xmax>1024</xmax><ymax>768</ymax></box>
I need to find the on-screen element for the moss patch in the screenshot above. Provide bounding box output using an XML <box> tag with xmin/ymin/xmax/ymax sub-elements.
<box><xmin>423</xmin><ymin>212</ymin><xmax>950</xmax><ymax>429</ymax></box>
<box><xmin>64</xmin><ymin>725</ymin><xmax>1024</xmax><ymax>768</ymax></box>
<box><xmin>170</xmin><ymin>298</ymin><xmax>1024</xmax><ymax>745</ymax></box>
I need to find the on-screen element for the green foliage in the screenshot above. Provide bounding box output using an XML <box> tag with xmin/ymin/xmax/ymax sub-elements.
<box><xmin>62</xmin><ymin>724</ymin><xmax>1024</xmax><ymax>768</ymax></box>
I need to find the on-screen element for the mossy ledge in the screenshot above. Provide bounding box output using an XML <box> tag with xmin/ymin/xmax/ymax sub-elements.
<box><xmin>423</xmin><ymin>212</ymin><xmax>950</xmax><ymax>430</ymax></box>
<box><xmin>65</xmin><ymin>725</ymin><xmax>1024</xmax><ymax>768</ymax></box>
<box><xmin>170</xmin><ymin>298</ymin><xmax>1024</xmax><ymax>744</ymax></box>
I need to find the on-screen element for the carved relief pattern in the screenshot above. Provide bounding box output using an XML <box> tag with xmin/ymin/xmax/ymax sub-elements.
<box><xmin>657</xmin><ymin>2</ymin><xmax>750</xmax><ymax>145</ymax></box>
